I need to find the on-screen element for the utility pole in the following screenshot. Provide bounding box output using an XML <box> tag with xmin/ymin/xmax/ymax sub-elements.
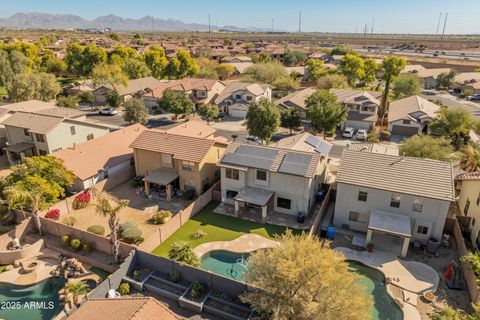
<box><xmin>208</xmin><ymin>14</ymin><xmax>211</xmax><ymax>40</ymax></box>
<box><xmin>151</xmin><ymin>16</ymin><xmax>155</xmax><ymax>37</ymax></box>
<box><xmin>364</xmin><ymin>24</ymin><xmax>368</xmax><ymax>39</ymax></box>
<box><xmin>435</xmin><ymin>12</ymin><xmax>442</xmax><ymax>36</ymax></box>
<box><xmin>298</xmin><ymin>11</ymin><xmax>302</xmax><ymax>33</ymax></box>
<box><xmin>370</xmin><ymin>18</ymin><xmax>375</xmax><ymax>38</ymax></box>
<box><xmin>441</xmin><ymin>13</ymin><xmax>448</xmax><ymax>40</ymax></box>
<box><xmin>272</xmin><ymin>18</ymin><xmax>274</xmax><ymax>33</ymax></box>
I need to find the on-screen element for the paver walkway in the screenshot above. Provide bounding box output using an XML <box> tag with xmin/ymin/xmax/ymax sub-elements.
<box><xmin>194</xmin><ymin>234</ymin><xmax>279</xmax><ymax>258</ymax></box>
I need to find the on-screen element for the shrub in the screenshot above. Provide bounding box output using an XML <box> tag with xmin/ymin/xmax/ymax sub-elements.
<box><xmin>120</xmin><ymin>221</ymin><xmax>137</xmax><ymax>233</ymax></box>
<box><xmin>183</xmin><ymin>189</ymin><xmax>196</xmax><ymax>200</ymax></box>
<box><xmin>170</xmin><ymin>271</ymin><xmax>180</xmax><ymax>283</ymax></box>
<box><xmin>191</xmin><ymin>229</ymin><xmax>207</xmax><ymax>239</ymax></box>
<box><xmin>70</xmin><ymin>238</ymin><xmax>82</xmax><ymax>251</ymax></box>
<box><xmin>83</xmin><ymin>242</ymin><xmax>94</xmax><ymax>252</ymax></box>
<box><xmin>87</xmin><ymin>225</ymin><xmax>105</xmax><ymax>236</ymax></box>
<box><xmin>190</xmin><ymin>281</ymin><xmax>205</xmax><ymax>300</ymax></box>
<box><xmin>45</xmin><ymin>209</ymin><xmax>60</xmax><ymax>220</ymax></box>
<box><xmin>62</xmin><ymin>216</ymin><xmax>77</xmax><ymax>226</ymax></box>
<box><xmin>379</xmin><ymin>130</ymin><xmax>391</xmax><ymax>141</ymax></box>
<box><xmin>61</xmin><ymin>235</ymin><xmax>72</xmax><ymax>246</ymax></box>
<box><xmin>152</xmin><ymin>210</ymin><xmax>173</xmax><ymax>224</ymax></box>
<box><xmin>366</xmin><ymin>130</ymin><xmax>379</xmax><ymax>143</ymax></box>
<box><xmin>118</xmin><ymin>282</ymin><xmax>130</xmax><ymax>295</ymax></box>
<box><xmin>73</xmin><ymin>192</ymin><xmax>91</xmax><ymax>210</ymax></box>
<box><xmin>121</xmin><ymin>227</ymin><xmax>142</xmax><ymax>244</ymax></box>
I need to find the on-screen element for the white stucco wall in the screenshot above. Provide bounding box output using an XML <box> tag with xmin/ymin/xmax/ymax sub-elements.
<box><xmin>457</xmin><ymin>180</ymin><xmax>480</xmax><ymax>245</ymax></box>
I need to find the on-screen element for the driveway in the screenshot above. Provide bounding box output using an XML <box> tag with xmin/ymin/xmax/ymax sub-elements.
<box><xmin>210</xmin><ymin>117</ymin><xmax>246</xmax><ymax>132</ymax></box>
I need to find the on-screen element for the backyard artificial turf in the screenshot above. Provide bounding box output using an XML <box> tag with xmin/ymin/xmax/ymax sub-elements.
<box><xmin>151</xmin><ymin>202</ymin><xmax>301</xmax><ymax>257</ymax></box>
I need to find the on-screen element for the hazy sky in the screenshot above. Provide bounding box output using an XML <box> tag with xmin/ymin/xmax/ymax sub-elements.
<box><xmin>2</xmin><ymin>0</ymin><xmax>480</xmax><ymax>34</ymax></box>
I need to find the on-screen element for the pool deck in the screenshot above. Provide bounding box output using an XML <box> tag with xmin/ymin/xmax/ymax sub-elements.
<box><xmin>336</xmin><ymin>247</ymin><xmax>440</xmax><ymax>320</ymax></box>
<box><xmin>194</xmin><ymin>234</ymin><xmax>280</xmax><ymax>258</ymax></box>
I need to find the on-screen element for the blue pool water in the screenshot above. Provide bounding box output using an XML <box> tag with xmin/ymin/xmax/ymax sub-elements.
<box><xmin>0</xmin><ymin>277</ymin><xmax>66</xmax><ymax>320</ymax></box>
<box><xmin>201</xmin><ymin>251</ymin><xmax>403</xmax><ymax>320</ymax></box>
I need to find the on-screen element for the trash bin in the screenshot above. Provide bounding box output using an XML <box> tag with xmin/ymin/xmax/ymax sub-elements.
<box><xmin>316</xmin><ymin>192</ymin><xmax>325</xmax><ymax>203</ymax></box>
<box><xmin>297</xmin><ymin>212</ymin><xmax>306</xmax><ymax>223</ymax></box>
<box><xmin>426</xmin><ymin>237</ymin><xmax>440</xmax><ymax>254</ymax></box>
<box><xmin>327</xmin><ymin>226</ymin><xmax>335</xmax><ymax>240</ymax></box>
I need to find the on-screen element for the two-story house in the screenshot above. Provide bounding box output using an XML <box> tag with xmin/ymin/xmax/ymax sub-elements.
<box><xmin>334</xmin><ymin>150</ymin><xmax>455</xmax><ymax>257</ymax></box>
<box><xmin>130</xmin><ymin>130</ymin><xmax>227</xmax><ymax>198</ymax></box>
<box><xmin>218</xmin><ymin>143</ymin><xmax>326</xmax><ymax>222</ymax></box>
<box><xmin>214</xmin><ymin>82</ymin><xmax>272</xmax><ymax>118</ymax></box>
<box><xmin>387</xmin><ymin>96</ymin><xmax>440</xmax><ymax>136</ymax></box>
<box><xmin>2</xmin><ymin>111</ymin><xmax>110</xmax><ymax>165</ymax></box>
<box><xmin>456</xmin><ymin>172</ymin><xmax>480</xmax><ymax>249</ymax></box>
<box><xmin>277</xmin><ymin>88</ymin><xmax>316</xmax><ymax>120</ymax></box>
<box><xmin>330</xmin><ymin>89</ymin><xmax>382</xmax><ymax>131</ymax></box>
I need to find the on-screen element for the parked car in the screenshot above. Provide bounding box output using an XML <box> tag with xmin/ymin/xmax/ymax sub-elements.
<box><xmin>99</xmin><ymin>108</ymin><xmax>118</xmax><ymax>115</ymax></box>
<box><xmin>342</xmin><ymin>127</ymin><xmax>355</xmax><ymax>138</ymax></box>
<box><xmin>356</xmin><ymin>129</ymin><xmax>367</xmax><ymax>140</ymax></box>
<box><xmin>468</xmin><ymin>94</ymin><xmax>480</xmax><ymax>101</ymax></box>
<box><xmin>246</xmin><ymin>135</ymin><xmax>263</xmax><ymax>144</ymax></box>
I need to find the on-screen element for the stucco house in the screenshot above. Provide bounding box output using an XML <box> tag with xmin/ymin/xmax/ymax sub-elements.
<box><xmin>53</xmin><ymin>124</ymin><xmax>145</xmax><ymax>191</ymax></box>
<box><xmin>130</xmin><ymin>130</ymin><xmax>227</xmax><ymax>198</ymax></box>
<box><xmin>330</xmin><ymin>89</ymin><xmax>382</xmax><ymax>130</ymax></box>
<box><xmin>387</xmin><ymin>96</ymin><xmax>440</xmax><ymax>136</ymax></box>
<box><xmin>93</xmin><ymin>76</ymin><xmax>163</xmax><ymax>104</ymax></box>
<box><xmin>456</xmin><ymin>172</ymin><xmax>480</xmax><ymax>249</ymax></box>
<box><xmin>214</xmin><ymin>82</ymin><xmax>272</xmax><ymax>118</ymax></box>
<box><xmin>277</xmin><ymin>88</ymin><xmax>316</xmax><ymax>120</ymax></box>
<box><xmin>218</xmin><ymin>143</ymin><xmax>327</xmax><ymax>222</ymax></box>
<box><xmin>1</xmin><ymin>108</ymin><xmax>110</xmax><ymax>165</ymax></box>
<box><xmin>334</xmin><ymin>150</ymin><xmax>455</xmax><ymax>257</ymax></box>
<box><xmin>220</xmin><ymin>56</ymin><xmax>252</xmax><ymax>64</ymax></box>
<box><xmin>416</xmin><ymin>68</ymin><xmax>451</xmax><ymax>89</ymax></box>
<box><xmin>453</xmin><ymin>72</ymin><xmax>480</xmax><ymax>94</ymax></box>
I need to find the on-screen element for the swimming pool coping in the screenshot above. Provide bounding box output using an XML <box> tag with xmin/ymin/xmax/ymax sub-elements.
<box><xmin>193</xmin><ymin>234</ymin><xmax>280</xmax><ymax>258</ymax></box>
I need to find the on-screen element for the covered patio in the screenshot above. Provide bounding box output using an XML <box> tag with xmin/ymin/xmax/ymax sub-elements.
<box><xmin>144</xmin><ymin>169</ymin><xmax>179</xmax><ymax>201</ymax></box>
<box><xmin>5</xmin><ymin>142</ymin><xmax>36</xmax><ymax>165</ymax></box>
<box><xmin>233</xmin><ymin>187</ymin><xmax>274</xmax><ymax>223</ymax></box>
<box><xmin>366</xmin><ymin>210</ymin><xmax>411</xmax><ymax>257</ymax></box>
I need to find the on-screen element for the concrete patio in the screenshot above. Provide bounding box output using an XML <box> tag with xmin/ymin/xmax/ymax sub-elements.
<box><xmin>213</xmin><ymin>202</ymin><xmax>314</xmax><ymax>230</ymax></box>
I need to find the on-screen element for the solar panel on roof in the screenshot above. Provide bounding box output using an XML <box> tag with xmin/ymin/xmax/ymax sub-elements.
<box><xmin>222</xmin><ymin>153</ymin><xmax>274</xmax><ymax>170</ymax></box>
<box><xmin>236</xmin><ymin>145</ymin><xmax>278</xmax><ymax>160</ymax></box>
<box><xmin>305</xmin><ymin>135</ymin><xmax>321</xmax><ymax>148</ymax></box>
<box><xmin>278</xmin><ymin>152</ymin><xmax>313</xmax><ymax>176</ymax></box>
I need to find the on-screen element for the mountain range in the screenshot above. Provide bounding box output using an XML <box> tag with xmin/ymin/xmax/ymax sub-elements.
<box><xmin>0</xmin><ymin>12</ymin><xmax>275</xmax><ymax>32</ymax></box>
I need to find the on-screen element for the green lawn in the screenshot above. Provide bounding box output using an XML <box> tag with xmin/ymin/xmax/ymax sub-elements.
<box><xmin>57</xmin><ymin>77</ymin><xmax>80</xmax><ymax>87</ymax></box>
<box><xmin>0</xmin><ymin>86</ymin><xmax>7</xmax><ymax>97</ymax></box>
<box><xmin>151</xmin><ymin>202</ymin><xmax>299</xmax><ymax>257</ymax></box>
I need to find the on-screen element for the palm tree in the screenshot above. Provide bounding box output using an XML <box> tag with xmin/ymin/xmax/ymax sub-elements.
<box><xmin>3</xmin><ymin>186</ymin><xmax>43</xmax><ymax>235</ymax></box>
<box><xmin>94</xmin><ymin>192</ymin><xmax>129</xmax><ymax>263</ymax></box>
<box><xmin>461</xmin><ymin>145</ymin><xmax>480</xmax><ymax>172</ymax></box>
<box><xmin>60</xmin><ymin>280</ymin><xmax>91</xmax><ymax>306</ymax></box>
<box><xmin>168</xmin><ymin>241</ymin><xmax>200</xmax><ymax>267</ymax></box>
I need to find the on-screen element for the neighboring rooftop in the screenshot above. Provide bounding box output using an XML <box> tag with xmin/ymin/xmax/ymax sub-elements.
<box><xmin>108</xmin><ymin>76</ymin><xmax>163</xmax><ymax>96</ymax></box>
<box><xmin>330</xmin><ymin>89</ymin><xmax>381</xmax><ymax>106</ymax></box>
<box><xmin>337</xmin><ymin>150</ymin><xmax>455</xmax><ymax>201</ymax></box>
<box><xmin>214</xmin><ymin>82</ymin><xmax>270</xmax><ymax>104</ymax></box>
<box><xmin>53</xmin><ymin>124</ymin><xmax>145</xmax><ymax>180</ymax></box>
<box><xmin>1</xmin><ymin>112</ymin><xmax>64</xmax><ymax>134</ymax></box>
<box><xmin>68</xmin><ymin>297</ymin><xmax>180</xmax><ymax>320</ymax></box>
<box><xmin>0</xmin><ymin>100</ymin><xmax>87</xmax><ymax>119</ymax></box>
<box><xmin>165</xmin><ymin>119</ymin><xmax>216</xmax><ymax>139</ymax></box>
<box><xmin>277</xmin><ymin>88</ymin><xmax>315</xmax><ymax>111</ymax></box>
<box><xmin>388</xmin><ymin>95</ymin><xmax>440</xmax><ymax>123</ymax></box>
<box><xmin>416</xmin><ymin>68</ymin><xmax>451</xmax><ymax>79</ymax></box>
<box><xmin>274</xmin><ymin>132</ymin><xmax>332</xmax><ymax>157</ymax></box>
<box><xmin>130</xmin><ymin>130</ymin><xmax>216</xmax><ymax>162</ymax></box>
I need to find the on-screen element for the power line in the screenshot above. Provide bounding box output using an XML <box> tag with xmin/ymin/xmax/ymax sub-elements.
<box><xmin>208</xmin><ymin>14</ymin><xmax>211</xmax><ymax>40</ymax></box>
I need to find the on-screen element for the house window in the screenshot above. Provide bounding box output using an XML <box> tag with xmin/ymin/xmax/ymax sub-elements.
<box><xmin>390</xmin><ymin>193</ymin><xmax>401</xmax><ymax>208</ymax></box>
<box><xmin>70</xmin><ymin>126</ymin><xmax>76</xmax><ymax>135</ymax></box>
<box><xmin>348</xmin><ymin>211</ymin><xmax>369</xmax><ymax>223</ymax></box>
<box><xmin>24</xmin><ymin>129</ymin><xmax>30</xmax><ymax>137</ymax></box>
<box><xmin>256</xmin><ymin>170</ymin><xmax>267</xmax><ymax>181</ymax></box>
<box><xmin>412</xmin><ymin>197</ymin><xmax>423</xmax><ymax>212</ymax></box>
<box><xmin>182</xmin><ymin>161</ymin><xmax>195</xmax><ymax>172</ymax></box>
<box><xmin>38</xmin><ymin>150</ymin><xmax>47</xmax><ymax>156</ymax></box>
<box><xmin>225</xmin><ymin>168</ymin><xmax>239</xmax><ymax>180</ymax></box>
<box><xmin>161</xmin><ymin>154</ymin><xmax>173</xmax><ymax>168</ymax></box>
<box><xmin>465</xmin><ymin>199</ymin><xmax>471</xmax><ymax>216</ymax></box>
<box><xmin>35</xmin><ymin>134</ymin><xmax>45</xmax><ymax>142</ymax></box>
<box><xmin>477</xmin><ymin>193</ymin><xmax>480</xmax><ymax>206</ymax></box>
<box><xmin>87</xmin><ymin>134</ymin><xmax>94</xmax><ymax>141</ymax></box>
<box><xmin>226</xmin><ymin>190</ymin><xmax>238</xmax><ymax>199</ymax></box>
<box><xmin>51</xmin><ymin>147</ymin><xmax>62</xmax><ymax>153</ymax></box>
<box><xmin>235</xmin><ymin>94</ymin><xmax>242</xmax><ymax>100</ymax></box>
<box><xmin>246</xmin><ymin>96</ymin><xmax>253</xmax><ymax>102</ymax></box>
<box><xmin>357</xmin><ymin>190</ymin><xmax>368</xmax><ymax>202</ymax></box>
<box><xmin>416</xmin><ymin>225</ymin><xmax>429</xmax><ymax>235</ymax></box>
<box><xmin>277</xmin><ymin>197</ymin><xmax>291</xmax><ymax>210</ymax></box>
<box><xmin>402</xmin><ymin>119</ymin><xmax>411</xmax><ymax>125</ymax></box>
<box><xmin>184</xmin><ymin>183</ymin><xmax>196</xmax><ymax>192</ymax></box>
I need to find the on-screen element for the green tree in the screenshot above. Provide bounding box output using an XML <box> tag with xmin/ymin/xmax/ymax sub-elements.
<box><xmin>362</xmin><ymin>58</ymin><xmax>378</xmax><ymax>85</ymax></box>
<box><xmin>198</xmin><ymin>104</ymin><xmax>219</xmax><ymax>124</ymax></box>
<box><xmin>437</xmin><ymin>70</ymin><xmax>458</xmax><ymax>90</ymax></box>
<box><xmin>7</xmin><ymin>73</ymin><xmax>60</xmax><ymax>102</ymax></box>
<box><xmin>392</xmin><ymin>73</ymin><xmax>423</xmax><ymax>99</ymax></box>
<box><xmin>0</xmin><ymin>50</ymin><xmax>28</xmax><ymax>87</ymax></box>
<box><xmin>106</xmin><ymin>90</ymin><xmax>122</xmax><ymax>109</ymax></box>
<box><xmin>215</xmin><ymin>63</ymin><xmax>235</xmax><ymax>80</ymax></box>
<box><xmin>316</xmin><ymin>74</ymin><xmax>350</xmax><ymax>90</ymax></box>
<box><xmin>379</xmin><ymin>57</ymin><xmax>408</xmax><ymax>123</ymax></box>
<box><xmin>168</xmin><ymin>241</ymin><xmax>200</xmax><ymax>267</ymax></box>
<box><xmin>461</xmin><ymin>145</ymin><xmax>480</xmax><ymax>172</ymax></box>
<box><xmin>175</xmin><ymin>49</ymin><xmax>199</xmax><ymax>78</ymax></box>
<box><xmin>196</xmin><ymin>57</ymin><xmax>219</xmax><ymax>79</ymax></box>
<box><xmin>331</xmin><ymin>45</ymin><xmax>355</xmax><ymax>55</ymax></box>
<box><xmin>60</xmin><ymin>280</ymin><xmax>91</xmax><ymax>306</ymax></box>
<box><xmin>94</xmin><ymin>192</ymin><xmax>129</xmax><ymax>263</ymax></box>
<box><xmin>306</xmin><ymin>90</ymin><xmax>347</xmax><ymax>138</ymax></box>
<box><xmin>78</xmin><ymin>91</ymin><xmax>95</xmax><ymax>107</ymax></box>
<box><xmin>430</xmin><ymin>107</ymin><xmax>474</xmax><ymax>149</ymax></box>
<box><xmin>283</xmin><ymin>50</ymin><xmax>307</xmax><ymax>66</ymax></box>
<box><xmin>305</xmin><ymin>59</ymin><xmax>326</xmax><ymax>81</ymax></box>
<box><xmin>399</xmin><ymin>135</ymin><xmax>453</xmax><ymax>160</ymax></box>
<box><xmin>45</xmin><ymin>58</ymin><xmax>66</xmax><ymax>74</ymax></box>
<box><xmin>122</xmin><ymin>58</ymin><xmax>151</xmax><ymax>79</ymax></box>
<box><xmin>340</xmin><ymin>53</ymin><xmax>365</xmax><ymax>86</ymax></box>
<box><xmin>157</xmin><ymin>90</ymin><xmax>195</xmax><ymax>119</ymax></box>
<box><xmin>57</xmin><ymin>95</ymin><xmax>79</xmax><ymax>109</ymax></box>
<box><xmin>109</xmin><ymin>33</ymin><xmax>120</xmax><ymax>41</ymax></box>
<box><xmin>241</xmin><ymin>231</ymin><xmax>371</xmax><ymax>320</ymax></box>
<box><xmin>281</xmin><ymin>108</ymin><xmax>302</xmax><ymax>135</ymax></box>
<box><xmin>36</xmin><ymin>72</ymin><xmax>61</xmax><ymax>101</ymax></box>
<box><xmin>144</xmin><ymin>46</ymin><xmax>168</xmax><ymax>79</ymax></box>
<box><xmin>108</xmin><ymin>45</ymin><xmax>139</xmax><ymax>65</ymax></box>
<box><xmin>245</xmin><ymin>98</ymin><xmax>280</xmax><ymax>143</ymax></box>
<box><xmin>65</xmin><ymin>43</ymin><xmax>84</xmax><ymax>74</ymax></box>
<box><xmin>123</xmin><ymin>98</ymin><xmax>148</xmax><ymax>125</ymax></box>
<box><xmin>243</xmin><ymin>62</ymin><xmax>289</xmax><ymax>85</ymax></box>
<box><xmin>272</xmin><ymin>76</ymin><xmax>299</xmax><ymax>91</ymax></box>
<box><xmin>250</xmin><ymin>52</ymin><xmax>271</xmax><ymax>64</ymax></box>
<box><xmin>92</xmin><ymin>63</ymin><xmax>128</xmax><ymax>91</ymax></box>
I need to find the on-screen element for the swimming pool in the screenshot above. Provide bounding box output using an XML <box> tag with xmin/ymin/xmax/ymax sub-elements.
<box><xmin>0</xmin><ymin>277</ymin><xmax>66</xmax><ymax>320</ymax></box>
<box><xmin>200</xmin><ymin>251</ymin><xmax>403</xmax><ymax>320</ymax></box>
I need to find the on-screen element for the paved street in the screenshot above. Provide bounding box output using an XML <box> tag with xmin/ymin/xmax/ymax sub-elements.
<box><xmin>420</xmin><ymin>92</ymin><xmax>480</xmax><ymax>119</ymax></box>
